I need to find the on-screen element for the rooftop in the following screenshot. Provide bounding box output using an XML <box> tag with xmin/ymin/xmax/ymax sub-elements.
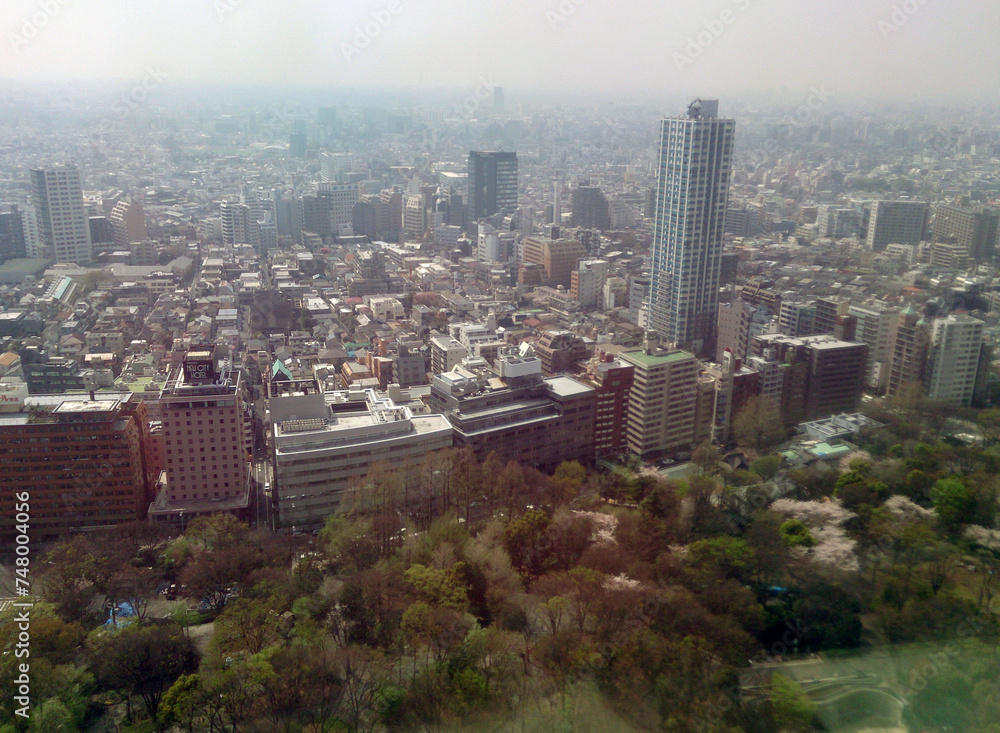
<box><xmin>620</xmin><ymin>348</ymin><xmax>696</xmax><ymax>368</ymax></box>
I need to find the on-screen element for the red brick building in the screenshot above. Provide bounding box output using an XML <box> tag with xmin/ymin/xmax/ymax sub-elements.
<box><xmin>578</xmin><ymin>352</ymin><xmax>634</xmax><ymax>457</ymax></box>
<box><xmin>0</xmin><ymin>396</ymin><xmax>150</xmax><ymax>542</ymax></box>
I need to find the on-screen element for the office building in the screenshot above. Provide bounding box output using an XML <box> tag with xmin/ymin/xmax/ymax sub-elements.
<box><xmin>716</xmin><ymin>299</ymin><xmax>771</xmax><ymax>362</ymax></box>
<box><xmin>521</xmin><ymin>235</ymin><xmax>588</xmax><ymax>289</ymax></box>
<box><xmin>705</xmin><ymin>349</ymin><xmax>760</xmax><ymax>443</ymax></box>
<box><xmin>751</xmin><ymin>334</ymin><xmax>867</xmax><ymax>423</ymax></box>
<box><xmin>866</xmin><ymin>200</ymin><xmax>927</xmax><ymax>251</ymax></box>
<box><xmin>648</xmin><ymin>100</ymin><xmax>735</xmax><ymax>355</ymax></box>
<box><xmin>570</xmin><ymin>184</ymin><xmax>611</xmax><ymax>230</ymax></box>
<box><xmin>570</xmin><ymin>259</ymin><xmax>609</xmax><ymax>307</ymax></box>
<box><xmin>925</xmin><ymin>314</ymin><xmax>985</xmax><ymax>407</ymax></box>
<box><xmin>725</xmin><ymin>204</ymin><xmax>760</xmax><ymax>237</ymax></box>
<box><xmin>148</xmin><ymin>351</ymin><xmax>250</xmax><ymax>528</ymax></box>
<box><xmin>821</xmin><ymin>207</ymin><xmax>861</xmax><ymax>239</ymax></box>
<box><xmin>849</xmin><ymin>304</ymin><xmax>897</xmax><ymax>392</ymax></box>
<box><xmin>22</xmin><ymin>355</ymin><xmax>86</xmax><ymax>395</ymax></box>
<box><xmin>578</xmin><ymin>353</ymin><xmax>634</xmax><ymax>458</ymax></box>
<box><xmin>535</xmin><ymin>330</ymin><xmax>589</xmax><ymax>376</ymax></box>
<box><xmin>0</xmin><ymin>204</ymin><xmax>27</xmax><ymax>263</ymax></box>
<box><xmin>778</xmin><ymin>301</ymin><xmax>818</xmax><ymax>338</ymax></box>
<box><xmin>0</xmin><ymin>394</ymin><xmax>152</xmax><ymax>543</ymax></box>
<box><xmin>429</xmin><ymin>348</ymin><xmax>596</xmax><ymax>469</ymax></box>
<box><xmin>30</xmin><ymin>164</ymin><xmax>93</xmax><ymax>264</ymax></box>
<box><xmin>109</xmin><ymin>199</ymin><xmax>149</xmax><ymax>248</ymax></box>
<box><xmin>467</xmin><ymin>151</ymin><xmax>518</xmax><ymax>220</ymax></box>
<box><xmin>270</xmin><ymin>383</ymin><xmax>452</xmax><ymax>529</ymax></box>
<box><xmin>886</xmin><ymin>305</ymin><xmax>930</xmax><ymax>401</ymax></box>
<box><xmin>317</xmin><ymin>182</ymin><xmax>360</xmax><ymax>236</ymax></box>
<box><xmin>933</xmin><ymin>205</ymin><xmax>999</xmax><ymax>264</ymax></box>
<box><xmin>629</xmin><ymin>275</ymin><xmax>651</xmax><ymax>324</ymax></box>
<box><xmin>89</xmin><ymin>216</ymin><xmax>114</xmax><ymax>251</ymax></box>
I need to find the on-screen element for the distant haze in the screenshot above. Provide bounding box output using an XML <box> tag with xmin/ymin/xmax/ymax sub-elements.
<box><xmin>1</xmin><ymin>0</ymin><xmax>997</xmax><ymax>104</ymax></box>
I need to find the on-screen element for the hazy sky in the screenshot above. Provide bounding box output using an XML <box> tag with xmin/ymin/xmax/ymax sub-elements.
<box><xmin>2</xmin><ymin>0</ymin><xmax>998</xmax><ymax>103</ymax></box>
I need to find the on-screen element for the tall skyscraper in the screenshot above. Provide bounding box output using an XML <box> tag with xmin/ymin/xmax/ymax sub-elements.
<box><xmin>865</xmin><ymin>200</ymin><xmax>927</xmax><ymax>251</ymax></box>
<box><xmin>30</xmin><ymin>164</ymin><xmax>93</xmax><ymax>264</ymax></box>
<box><xmin>648</xmin><ymin>100</ymin><xmax>735</xmax><ymax>355</ymax></box>
<box><xmin>467</xmin><ymin>151</ymin><xmax>518</xmax><ymax>220</ymax></box>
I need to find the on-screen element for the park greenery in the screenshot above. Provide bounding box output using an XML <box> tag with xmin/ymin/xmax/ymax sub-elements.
<box><xmin>4</xmin><ymin>396</ymin><xmax>1000</xmax><ymax>731</ymax></box>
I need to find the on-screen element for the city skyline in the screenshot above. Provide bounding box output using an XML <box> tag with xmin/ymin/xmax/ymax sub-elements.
<box><xmin>1</xmin><ymin>1</ymin><xmax>999</xmax><ymax>104</ymax></box>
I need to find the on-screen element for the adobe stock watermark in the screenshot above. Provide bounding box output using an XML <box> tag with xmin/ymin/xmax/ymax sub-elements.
<box><xmin>214</xmin><ymin>0</ymin><xmax>251</xmax><ymax>21</ymax></box>
<box><xmin>744</xmin><ymin>85</ymin><xmax>834</xmax><ymax>165</ymax></box>
<box><xmin>547</xmin><ymin>0</ymin><xmax>591</xmax><ymax>31</ymax></box>
<box><xmin>674</xmin><ymin>0</ymin><xmax>757</xmax><ymax>72</ymax></box>
<box><xmin>878</xmin><ymin>0</ymin><xmax>932</xmax><ymax>40</ymax></box>
<box><xmin>428</xmin><ymin>75</ymin><xmax>500</xmax><ymax>150</ymax></box>
<box><xmin>341</xmin><ymin>0</ymin><xmax>404</xmax><ymax>66</ymax></box>
<box><xmin>12</xmin><ymin>490</ymin><xmax>32</xmax><ymax>720</ymax></box>
<box><xmin>111</xmin><ymin>65</ymin><xmax>169</xmax><ymax>118</ymax></box>
<box><xmin>8</xmin><ymin>0</ymin><xmax>74</xmax><ymax>52</ymax></box>
<box><xmin>443</xmin><ymin>75</ymin><xmax>499</xmax><ymax>124</ymax></box>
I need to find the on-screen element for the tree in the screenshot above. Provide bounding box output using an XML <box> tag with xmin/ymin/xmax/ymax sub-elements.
<box><xmin>320</xmin><ymin>514</ymin><xmax>380</xmax><ymax>573</ymax></box>
<box><xmin>184</xmin><ymin>513</ymin><xmax>250</xmax><ymax>551</ymax></box>
<box><xmin>38</xmin><ymin>538</ymin><xmax>97</xmax><ymax>622</ymax></box>
<box><xmin>688</xmin><ymin>536</ymin><xmax>753</xmax><ymax>582</ymax></box>
<box><xmin>106</xmin><ymin>566</ymin><xmax>160</xmax><ymax>623</ymax></box>
<box><xmin>212</xmin><ymin>595</ymin><xmax>285</xmax><ymax>656</ymax></box>
<box><xmin>179</xmin><ymin>544</ymin><xmax>255</xmax><ymax>612</ymax></box>
<box><xmin>750</xmin><ymin>455</ymin><xmax>782</xmax><ymax>481</ymax></box>
<box><xmin>502</xmin><ymin>508</ymin><xmax>551</xmax><ymax>576</ymax></box>
<box><xmin>932</xmin><ymin>477</ymin><xmax>975</xmax><ymax>530</ymax></box>
<box><xmin>87</xmin><ymin>623</ymin><xmax>198</xmax><ymax>719</ymax></box>
<box><xmin>733</xmin><ymin>397</ymin><xmax>786</xmax><ymax>454</ymax></box>
<box><xmin>551</xmin><ymin>460</ymin><xmax>587</xmax><ymax>501</ymax></box>
<box><xmin>778</xmin><ymin>519</ymin><xmax>816</xmax><ymax>548</ymax></box>
<box><xmin>769</xmin><ymin>673</ymin><xmax>816</xmax><ymax>732</ymax></box>
<box><xmin>976</xmin><ymin>408</ymin><xmax>1000</xmax><ymax>447</ymax></box>
<box><xmin>691</xmin><ymin>440</ymin><xmax>723</xmax><ymax>475</ymax></box>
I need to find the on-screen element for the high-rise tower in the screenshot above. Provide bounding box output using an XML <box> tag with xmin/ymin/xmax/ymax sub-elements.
<box><xmin>30</xmin><ymin>164</ymin><xmax>93</xmax><ymax>264</ymax></box>
<box><xmin>648</xmin><ymin>100</ymin><xmax>734</xmax><ymax>355</ymax></box>
<box><xmin>467</xmin><ymin>151</ymin><xmax>518</xmax><ymax>220</ymax></box>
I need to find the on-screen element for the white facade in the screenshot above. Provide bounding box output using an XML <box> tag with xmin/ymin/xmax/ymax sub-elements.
<box><xmin>572</xmin><ymin>259</ymin><xmax>609</xmax><ymax>307</ymax></box>
<box><xmin>30</xmin><ymin>165</ymin><xmax>93</xmax><ymax>264</ymax></box>
<box><xmin>317</xmin><ymin>182</ymin><xmax>360</xmax><ymax>234</ymax></box>
<box><xmin>478</xmin><ymin>223</ymin><xmax>503</xmax><ymax>265</ymax></box>
<box><xmin>368</xmin><ymin>296</ymin><xmax>405</xmax><ymax>322</ymax></box>
<box><xmin>648</xmin><ymin>101</ymin><xmax>735</xmax><ymax>353</ymax></box>
<box><xmin>272</xmin><ymin>389</ymin><xmax>453</xmax><ymax>528</ymax></box>
<box><xmin>849</xmin><ymin>304</ymin><xmax>897</xmax><ymax>392</ymax></box>
<box><xmin>925</xmin><ymin>314</ymin><xmax>984</xmax><ymax>407</ymax></box>
<box><xmin>20</xmin><ymin>206</ymin><xmax>41</xmax><ymax>258</ymax></box>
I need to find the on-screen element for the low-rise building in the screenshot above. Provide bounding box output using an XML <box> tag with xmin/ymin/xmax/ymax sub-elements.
<box><xmin>271</xmin><ymin>382</ymin><xmax>452</xmax><ymax>529</ymax></box>
<box><xmin>429</xmin><ymin>347</ymin><xmax>596</xmax><ymax>469</ymax></box>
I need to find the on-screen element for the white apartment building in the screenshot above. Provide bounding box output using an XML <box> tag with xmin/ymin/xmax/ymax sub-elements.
<box><xmin>271</xmin><ymin>387</ymin><xmax>452</xmax><ymax>529</ymax></box>
<box><xmin>925</xmin><ymin>314</ymin><xmax>984</xmax><ymax>407</ymax></box>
